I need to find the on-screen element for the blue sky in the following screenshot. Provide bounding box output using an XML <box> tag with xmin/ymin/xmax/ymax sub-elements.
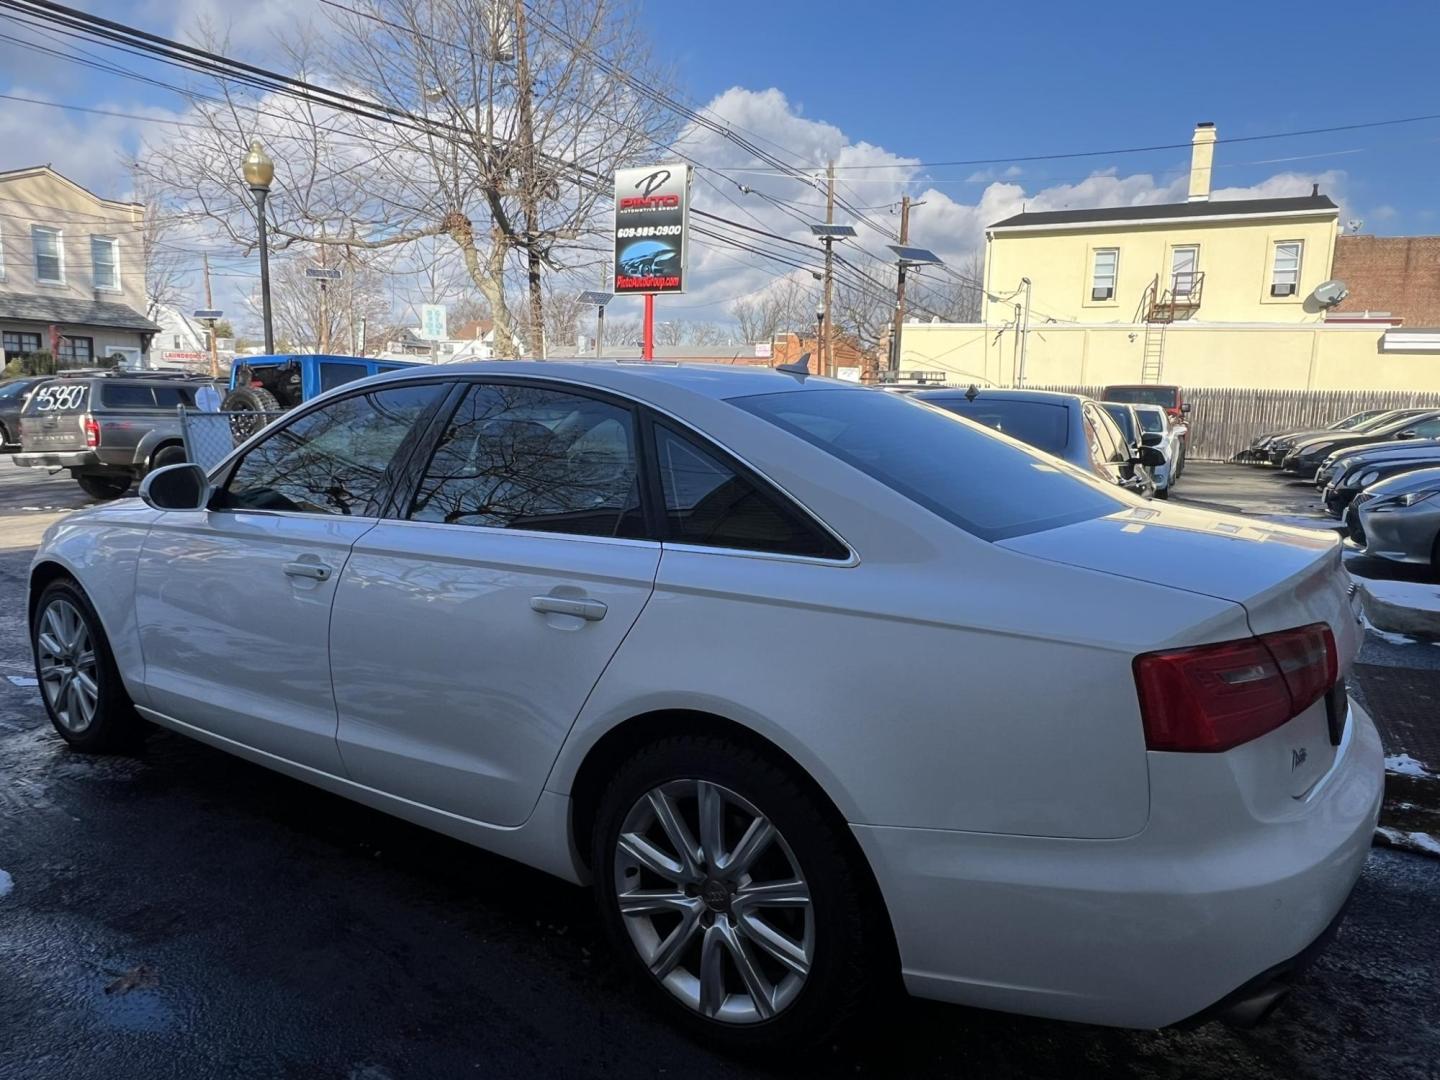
<box><xmin>0</xmin><ymin>0</ymin><xmax>1435</xmax><ymax>327</ymax></box>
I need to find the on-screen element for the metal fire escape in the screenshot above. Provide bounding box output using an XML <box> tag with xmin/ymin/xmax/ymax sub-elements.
<box><xmin>1136</xmin><ymin>271</ymin><xmax>1205</xmax><ymax>384</ymax></box>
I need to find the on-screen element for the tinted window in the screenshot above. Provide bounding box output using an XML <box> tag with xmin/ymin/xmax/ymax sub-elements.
<box><xmin>1101</xmin><ymin>403</ymin><xmax>1136</xmax><ymax>442</ymax></box>
<box><xmin>101</xmin><ymin>384</ymin><xmax>154</xmax><ymax>408</ymax></box>
<box><xmin>24</xmin><ymin>383</ymin><xmax>89</xmax><ymax>414</ymax></box>
<box><xmin>1103</xmin><ymin>387</ymin><xmax>1177</xmax><ymax>408</ymax></box>
<box><xmin>1090</xmin><ymin>405</ymin><xmax>1129</xmax><ymax>463</ymax></box>
<box><xmin>654</xmin><ymin>424</ymin><xmax>845</xmax><ymax>558</ymax></box>
<box><xmin>1407</xmin><ymin>417</ymin><xmax>1440</xmax><ymax>437</ymax></box>
<box><xmin>920</xmin><ymin>396</ymin><xmax>1069</xmax><ymax>454</ymax></box>
<box><xmin>408</xmin><ymin>383</ymin><xmax>642</xmax><ymax>538</ymax></box>
<box><xmin>0</xmin><ymin>380</ymin><xmax>37</xmax><ymax>401</ymax></box>
<box><xmin>735</xmin><ymin>389</ymin><xmax>1125</xmax><ymax>541</ymax></box>
<box><xmin>1134</xmin><ymin>409</ymin><xmax>1166</xmax><ymax>434</ymax></box>
<box><xmin>153</xmin><ymin>385</ymin><xmax>198</xmax><ymax>407</ymax></box>
<box><xmin>224</xmin><ymin>383</ymin><xmax>443</xmax><ymax>515</ymax></box>
<box><xmin>320</xmin><ymin>362</ymin><xmax>368</xmax><ymax>393</ymax></box>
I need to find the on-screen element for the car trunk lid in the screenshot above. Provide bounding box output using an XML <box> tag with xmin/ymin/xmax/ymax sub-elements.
<box><xmin>998</xmin><ymin>501</ymin><xmax>1361</xmax><ymax>800</ymax></box>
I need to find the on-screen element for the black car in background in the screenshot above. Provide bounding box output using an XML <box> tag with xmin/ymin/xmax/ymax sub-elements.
<box><xmin>0</xmin><ymin>376</ymin><xmax>51</xmax><ymax>449</ymax></box>
<box><xmin>1281</xmin><ymin>410</ymin><xmax>1440</xmax><ymax>476</ymax></box>
<box><xmin>915</xmin><ymin>388</ymin><xmax>1162</xmax><ymax>495</ymax></box>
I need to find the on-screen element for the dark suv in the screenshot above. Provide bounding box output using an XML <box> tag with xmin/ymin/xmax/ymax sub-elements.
<box><xmin>12</xmin><ymin>372</ymin><xmax>220</xmax><ymax>499</ymax></box>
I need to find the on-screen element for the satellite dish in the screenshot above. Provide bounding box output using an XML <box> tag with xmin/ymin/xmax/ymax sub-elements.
<box><xmin>1313</xmin><ymin>280</ymin><xmax>1350</xmax><ymax>307</ymax></box>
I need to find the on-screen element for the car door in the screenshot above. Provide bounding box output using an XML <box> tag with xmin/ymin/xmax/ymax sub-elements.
<box><xmin>1081</xmin><ymin>403</ymin><xmax>1125</xmax><ymax>486</ymax></box>
<box><xmin>330</xmin><ymin>379</ymin><xmax>661</xmax><ymax>827</ymax></box>
<box><xmin>134</xmin><ymin>380</ymin><xmax>448</xmax><ymax>772</ymax></box>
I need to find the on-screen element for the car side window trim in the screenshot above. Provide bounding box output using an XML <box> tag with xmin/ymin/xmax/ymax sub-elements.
<box><xmin>643</xmin><ymin>412</ymin><xmax>855</xmax><ymax>565</ymax></box>
<box><xmin>211</xmin><ymin>377</ymin><xmax>454</xmax><ymax>519</ymax></box>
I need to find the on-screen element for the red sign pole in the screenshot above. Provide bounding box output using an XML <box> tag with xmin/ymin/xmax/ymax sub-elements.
<box><xmin>642</xmin><ymin>294</ymin><xmax>655</xmax><ymax>361</ymax></box>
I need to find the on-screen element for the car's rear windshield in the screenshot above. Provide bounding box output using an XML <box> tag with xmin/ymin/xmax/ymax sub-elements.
<box><xmin>100</xmin><ymin>383</ymin><xmax>199</xmax><ymax>408</ymax></box>
<box><xmin>1103</xmin><ymin>387</ymin><xmax>1177</xmax><ymax>407</ymax></box>
<box><xmin>732</xmin><ymin>388</ymin><xmax>1125</xmax><ymax>541</ymax></box>
<box><xmin>918</xmin><ymin>396</ymin><xmax>1070</xmax><ymax>454</ymax></box>
<box><xmin>23</xmin><ymin>382</ymin><xmax>88</xmax><ymax>414</ymax></box>
<box><xmin>1134</xmin><ymin>409</ymin><xmax>1166</xmax><ymax>434</ymax></box>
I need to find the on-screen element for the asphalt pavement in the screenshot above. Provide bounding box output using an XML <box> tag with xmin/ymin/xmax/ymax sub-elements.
<box><xmin>1</xmin><ymin>461</ymin><xmax>1438</xmax><ymax>1080</ymax></box>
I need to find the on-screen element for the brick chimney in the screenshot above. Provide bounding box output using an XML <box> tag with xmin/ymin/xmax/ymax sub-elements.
<box><xmin>1188</xmin><ymin>122</ymin><xmax>1216</xmax><ymax>202</ymax></box>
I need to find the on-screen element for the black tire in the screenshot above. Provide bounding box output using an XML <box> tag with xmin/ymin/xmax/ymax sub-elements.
<box><xmin>221</xmin><ymin>385</ymin><xmax>280</xmax><ymax>412</ymax></box>
<box><xmin>1154</xmin><ymin>485</ymin><xmax>1171</xmax><ymax>500</ymax></box>
<box><xmin>149</xmin><ymin>443</ymin><xmax>188</xmax><ymax>470</ymax></box>
<box><xmin>76</xmin><ymin>473</ymin><xmax>131</xmax><ymax>500</ymax></box>
<box><xmin>31</xmin><ymin>578</ymin><xmax>144</xmax><ymax>753</ymax></box>
<box><xmin>591</xmin><ymin>735</ymin><xmax>889</xmax><ymax>1053</ymax></box>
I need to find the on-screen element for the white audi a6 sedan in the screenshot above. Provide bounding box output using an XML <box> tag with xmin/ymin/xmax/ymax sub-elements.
<box><xmin>29</xmin><ymin>362</ymin><xmax>1381</xmax><ymax>1050</ymax></box>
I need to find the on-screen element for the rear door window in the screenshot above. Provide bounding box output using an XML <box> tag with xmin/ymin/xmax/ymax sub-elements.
<box><xmin>100</xmin><ymin>384</ymin><xmax>156</xmax><ymax>408</ymax></box>
<box><xmin>320</xmin><ymin>362</ymin><xmax>368</xmax><ymax>393</ymax></box>
<box><xmin>25</xmin><ymin>383</ymin><xmax>88</xmax><ymax>414</ymax></box>
<box><xmin>153</xmin><ymin>386</ymin><xmax>197</xmax><ymax>407</ymax></box>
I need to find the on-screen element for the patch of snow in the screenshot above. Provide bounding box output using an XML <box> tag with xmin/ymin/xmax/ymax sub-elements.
<box><xmin>1385</xmin><ymin>754</ymin><xmax>1435</xmax><ymax>777</ymax></box>
<box><xmin>1375</xmin><ymin>827</ymin><xmax>1440</xmax><ymax>858</ymax></box>
<box><xmin>1362</xmin><ymin>578</ymin><xmax>1440</xmax><ymax>614</ymax></box>
<box><xmin>5</xmin><ymin>675</ymin><xmax>37</xmax><ymax>687</ymax></box>
<box><xmin>1366</xmin><ymin>626</ymin><xmax>1420</xmax><ymax>646</ymax></box>
<box><xmin>0</xmin><ymin>869</ymin><xmax>11</xmax><ymax>899</ymax></box>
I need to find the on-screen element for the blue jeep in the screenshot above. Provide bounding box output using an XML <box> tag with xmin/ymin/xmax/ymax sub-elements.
<box><xmin>221</xmin><ymin>354</ymin><xmax>423</xmax><ymax>412</ymax></box>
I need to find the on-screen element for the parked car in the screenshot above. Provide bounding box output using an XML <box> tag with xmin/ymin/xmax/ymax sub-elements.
<box><xmin>1130</xmin><ymin>403</ymin><xmax>1184</xmax><ymax>497</ymax></box>
<box><xmin>1281</xmin><ymin>410</ymin><xmax>1440</xmax><ymax>476</ymax></box>
<box><xmin>1100</xmin><ymin>401</ymin><xmax>1157</xmax><ymax>498</ymax></box>
<box><xmin>0</xmin><ymin>375</ymin><xmax>52</xmax><ymax>449</ymax></box>
<box><xmin>1265</xmin><ymin>408</ymin><xmax>1431</xmax><ymax>467</ymax></box>
<box><xmin>224</xmin><ymin>353</ymin><xmax>423</xmax><ymax>411</ymax></box>
<box><xmin>1100</xmin><ymin>383</ymin><xmax>1190</xmax><ymax>462</ymax></box>
<box><xmin>915</xmin><ymin>387</ymin><xmax>1164</xmax><ymax>495</ymax></box>
<box><xmin>12</xmin><ymin>372</ymin><xmax>222</xmax><ymax>499</ymax></box>
<box><xmin>1319</xmin><ymin>442</ymin><xmax>1440</xmax><ymax>517</ymax></box>
<box><xmin>29</xmin><ymin>362</ymin><xmax>1380</xmax><ymax>1048</ymax></box>
<box><xmin>1235</xmin><ymin>408</ymin><xmax>1394</xmax><ymax>464</ymax></box>
<box><xmin>1350</xmin><ymin>466</ymin><xmax>1440</xmax><ymax>576</ymax></box>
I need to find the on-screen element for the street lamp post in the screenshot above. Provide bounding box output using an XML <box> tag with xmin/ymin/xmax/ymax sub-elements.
<box><xmin>885</xmin><ymin>243</ymin><xmax>944</xmax><ymax>375</ymax></box>
<box><xmin>242</xmin><ymin>140</ymin><xmax>276</xmax><ymax>354</ymax></box>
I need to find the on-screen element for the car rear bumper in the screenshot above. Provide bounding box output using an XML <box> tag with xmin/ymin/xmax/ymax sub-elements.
<box><xmin>851</xmin><ymin>698</ymin><xmax>1383</xmax><ymax>1029</ymax></box>
<box><xmin>11</xmin><ymin>450</ymin><xmax>99</xmax><ymax>469</ymax></box>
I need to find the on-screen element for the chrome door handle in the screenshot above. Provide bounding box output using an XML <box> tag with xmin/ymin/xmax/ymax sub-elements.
<box><xmin>284</xmin><ymin>561</ymin><xmax>332</xmax><ymax>581</ymax></box>
<box><xmin>530</xmin><ymin>595</ymin><xmax>608</xmax><ymax>621</ymax></box>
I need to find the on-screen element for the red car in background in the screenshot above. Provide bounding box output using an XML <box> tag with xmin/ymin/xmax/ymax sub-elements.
<box><xmin>1102</xmin><ymin>384</ymin><xmax>1191</xmax><ymax>474</ymax></box>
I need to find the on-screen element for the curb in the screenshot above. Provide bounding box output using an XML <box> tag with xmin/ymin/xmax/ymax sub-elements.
<box><xmin>1359</xmin><ymin>583</ymin><xmax>1440</xmax><ymax>640</ymax></box>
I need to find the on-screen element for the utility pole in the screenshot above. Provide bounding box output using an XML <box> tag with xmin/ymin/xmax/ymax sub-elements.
<box><xmin>822</xmin><ymin>161</ymin><xmax>835</xmax><ymax>378</ymax></box>
<box><xmin>513</xmin><ymin>0</ymin><xmax>545</xmax><ymax>359</ymax></box>
<box><xmin>202</xmin><ymin>252</ymin><xmax>219</xmax><ymax>378</ymax></box>
<box><xmin>888</xmin><ymin>195</ymin><xmax>912</xmax><ymax>373</ymax></box>
<box><xmin>318</xmin><ymin>243</ymin><xmax>330</xmax><ymax>354</ymax></box>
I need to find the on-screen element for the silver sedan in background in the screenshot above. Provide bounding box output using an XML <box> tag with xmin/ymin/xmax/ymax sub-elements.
<box><xmin>1353</xmin><ymin>466</ymin><xmax>1440</xmax><ymax>576</ymax></box>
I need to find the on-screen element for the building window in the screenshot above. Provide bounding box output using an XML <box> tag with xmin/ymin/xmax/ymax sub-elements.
<box><xmin>1171</xmin><ymin>245</ymin><xmax>1199</xmax><ymax>297</ymax></box>
<box><xmin>1271</xmin><ymin>241</ymin><xmax>1302</xmax><ymax>297</ymax></box>
<box><xmin>32</xmin><ymin>225</ymin><xmax>63</xmax><ymax>284</ymax></box>
<box><xmin>3</xmin><ymin>331</ymin><xmax>43</xmax><ymax>358</ymax></box>
<box><xmin>58</xmin><ymin>336</ymin><xmax>93</xmax><ymax>367</ymax></box>
<box><xmin>1090</xmin><ymin>248</ymin><xmax>1118</xmax><ymax>301</ymax></box>
<box><xmin>91</xmin><ymin>236</ymin><xmax>119</xmax><ymax>291</ymax></box>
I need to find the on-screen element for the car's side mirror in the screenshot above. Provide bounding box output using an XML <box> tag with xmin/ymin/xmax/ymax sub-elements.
<box><xmin>1180</xmin><ymin>403</ymin><xmax>1192</xmax><ymax>415</ymax></box>
<box><xmin>1136</xmin><ymin>446</ymin><xmax>1167</xmax><ymax>468</ymax></box>
<box><xmin>1397</xmin><ymin>429</ymin><xmax>1418</xmax><ymax>440</ymax></box>
<box><xmin>1140</xmin><ymin>432</ymin><xmax>1163</xmax><ymax>447</ymax></box>
<box><xmin>139</xmin><ymin>463</ymin><xmax>211</xmax><ymax>512</ymax></box>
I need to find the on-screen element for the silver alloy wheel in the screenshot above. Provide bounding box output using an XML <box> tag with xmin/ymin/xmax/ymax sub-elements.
<box><xmin>613</xmin><ymin>779</ymin><xmax>814</xmax><ymax>1025</ymax></box>
<box><xmin>36</xmin><ymin>598</ymin><xmax>99</xmax><ymax>734</ymax></box>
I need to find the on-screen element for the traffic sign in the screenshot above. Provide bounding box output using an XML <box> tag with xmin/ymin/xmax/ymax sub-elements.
<box><xmin>305</xmin><ymin>267</ymin><xmax>343</xmax><ymax>280</ymax></box>
<box><xmin>420</xmin><ymin>304</ymin><xmax>448</xmax><ymax>342</ymax></box>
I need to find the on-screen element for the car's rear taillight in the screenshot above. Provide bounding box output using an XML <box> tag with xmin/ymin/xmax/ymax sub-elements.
<box><xmin>1134</xmin><ymin>623</ymin><xmax>1337</xmax><ymax>752</ymax></box>
<box><xmin>83</xmin><ymin>416</ymin><xmax>100</xmax><ymax>448</ymax></box>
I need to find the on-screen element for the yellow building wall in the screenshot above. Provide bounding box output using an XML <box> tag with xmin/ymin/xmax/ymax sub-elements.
<box><xmin>897</xmin><ymin>322</ymin><xmax>1438</xmax><ymax>392</ymax></box>
<box><xmin>983</xmin><ymin>212</ymin><xmax>1339</xmax><ymax>326</ymax></box>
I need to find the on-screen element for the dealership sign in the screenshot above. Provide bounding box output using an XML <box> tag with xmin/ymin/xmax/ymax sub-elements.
<box><xmin>613</xmin><ymin>163</ymin><xmax>691</xmax><ymax>295</ymax></box>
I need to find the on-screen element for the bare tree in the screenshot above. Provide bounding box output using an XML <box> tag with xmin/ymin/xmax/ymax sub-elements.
<box><xmin>132</xmin><ymin>171</ymin><xmax>187</xmax><ymax>319</ymax></box>
<box><xmin>137</xmin><ymin>2</ymin><xmax>675</xmax><ymax>358</ymax></box>
<box><xmin>729</xmin><ymin>275</ymin><xmax>819</xmax><ymax>343</ymax></box>
<box><xmin>251</xmin><ymin>256</ymin><xmax>391</xmax><ymax>352</ymax></box>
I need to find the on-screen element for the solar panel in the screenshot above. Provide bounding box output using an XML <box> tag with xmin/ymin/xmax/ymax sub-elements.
<box><xmin>887</xmin><ymin>244</ymin><xmax>942</xmax><ymax>264</ymax></box>
<box><xmin>808</xmin><ymin>224</ymin><xmax>858</xmax><ymax>239</ymax></box>
<box><xmin>579</xmin><ymin>290</ymin><xmax>615</xmax><ymax>305</ymax></box>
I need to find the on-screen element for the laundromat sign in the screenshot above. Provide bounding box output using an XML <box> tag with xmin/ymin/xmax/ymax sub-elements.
<box><xmin>613</xmin><ymin>163</ymin><xmax>691</xmax><ymax>295</ymax></box>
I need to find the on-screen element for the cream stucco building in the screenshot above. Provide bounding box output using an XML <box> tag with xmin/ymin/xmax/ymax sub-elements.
<box><xmin>898</xmin><ymin>124</ymin><xmax>1440</xmax><ymax>391</ymax></box>
<box><xmin>0</xmin><ymin>165</ymin><xmax>159</xmax><ymax>369</ymax></box>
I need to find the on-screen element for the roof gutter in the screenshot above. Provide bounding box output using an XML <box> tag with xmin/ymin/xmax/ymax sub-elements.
<box><xmin>990</xmin><ymin>208</ymin><xmax>1340</xmax><ymax>233</ymax></box>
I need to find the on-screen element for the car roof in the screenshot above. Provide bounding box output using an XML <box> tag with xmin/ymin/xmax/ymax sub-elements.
<box><xmin>363</xmin><ymin>360</ymin><xmax>849</xmax><ymax>401</ymax></box>
<box><xmin>913</xmin><ymin>387</ymin><xmax>1084</xmax><ymax>406</ymax></box>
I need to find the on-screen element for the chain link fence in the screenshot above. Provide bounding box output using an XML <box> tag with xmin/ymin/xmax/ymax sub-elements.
<box><xmin>178</xmin><ymin>408</ymin><xmax>288</xmax><ymax>472</ymax></box>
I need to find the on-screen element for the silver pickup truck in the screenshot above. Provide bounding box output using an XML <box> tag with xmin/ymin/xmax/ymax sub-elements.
<box><xmin>11</xmin><ymin>373</ymin><xmax>220</xmax><ymax>499</ymax></box>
